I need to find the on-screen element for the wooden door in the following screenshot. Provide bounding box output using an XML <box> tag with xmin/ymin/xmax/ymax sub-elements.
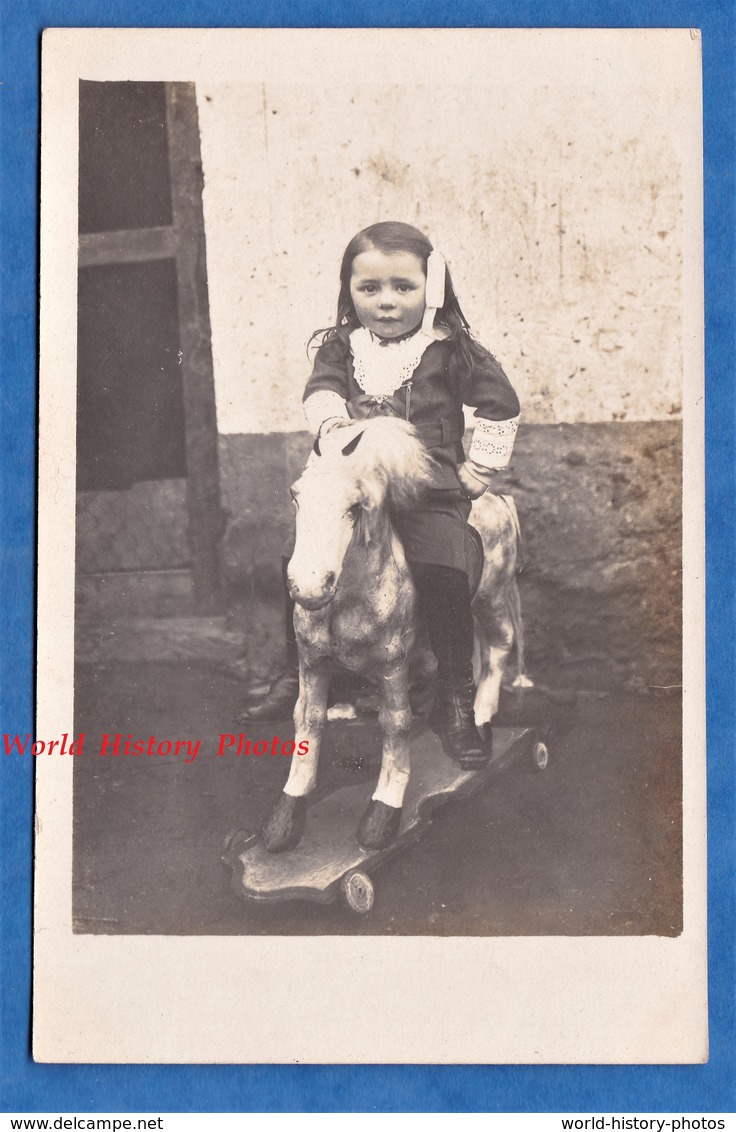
<box><xmin>77</xmin><ymin>80</ymin><xmax>222</xmax><ymax>613</ymax></box>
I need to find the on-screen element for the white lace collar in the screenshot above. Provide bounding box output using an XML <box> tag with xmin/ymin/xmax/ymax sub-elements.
<box><xmin>349</xmin><ymin>327</ymin><xmax>437</xmax><ymax>398</ymax></box>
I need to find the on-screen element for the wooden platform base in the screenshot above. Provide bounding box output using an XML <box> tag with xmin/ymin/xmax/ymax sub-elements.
<box><xmin>222</xmin><ymin>724</ymin><xmax>539</xmax><ymax>910</ymax></box>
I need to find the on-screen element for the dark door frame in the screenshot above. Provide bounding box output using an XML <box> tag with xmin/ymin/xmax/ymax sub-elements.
<box><xmin>78</xmin><ymin>81</ymin><xmax>223</xmax><ymax>614</ymax></box>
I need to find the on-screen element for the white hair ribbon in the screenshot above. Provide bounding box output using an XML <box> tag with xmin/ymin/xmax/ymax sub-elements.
<box><xmin>421</xmin><ymin>249</ymin><xmax>446</xmax><ymax>338</ymax></box>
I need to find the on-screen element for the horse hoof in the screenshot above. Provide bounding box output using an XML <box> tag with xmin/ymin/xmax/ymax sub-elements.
<box><xmin>356</xmin><ymin>799</ymin><xmax>402</xmax><ymax>850</ymax></box>
<box><xmin>262</xmin><ymin>793</ymin><xmax>307</xmax><ymax>853</ymax></box>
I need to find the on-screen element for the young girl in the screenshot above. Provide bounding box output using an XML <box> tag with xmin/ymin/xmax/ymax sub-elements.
<box><xmin>243</xmin><ymin>221</ymin><xmax>520</xmax><ymax>766</ymax></box>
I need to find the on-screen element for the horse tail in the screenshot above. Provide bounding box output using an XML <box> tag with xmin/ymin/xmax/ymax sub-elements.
<box><xmin>498</xmin><ymin>495</ymin><xmax>534</xmax><ymax>689</ymax></box>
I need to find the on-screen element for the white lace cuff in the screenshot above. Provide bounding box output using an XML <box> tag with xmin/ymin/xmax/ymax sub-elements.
<box><xmin>469</xmin><ymin>415</ymin><xmax>520</xmax><ymax>469</ymax></box>
<box><xmin>303</xmin><ymin>390</ymin><xmax>350</xmax><ymax>436</ymax></box>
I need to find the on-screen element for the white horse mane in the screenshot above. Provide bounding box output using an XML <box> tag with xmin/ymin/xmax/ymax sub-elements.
<box><xmin>317</xmin><ymin>417</ymin><xmax>439</xmax><ymax>511</ymax></box>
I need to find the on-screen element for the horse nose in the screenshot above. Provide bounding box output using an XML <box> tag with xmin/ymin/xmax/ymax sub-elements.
<box><xmin>286</xmin><ymin>571</ymin><xmax>334</xmax><ymax>597</ymax></box>
<box><xmin>286</xmin><ymin>566</ymin><xmax>338</xmax><ymax>609</ymax></box>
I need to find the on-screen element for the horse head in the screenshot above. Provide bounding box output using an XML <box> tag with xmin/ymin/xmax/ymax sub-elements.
<box><xmin>287</xmin><ymin>417</ymin><xmax>437</xmax><ymax>610</ymax></box>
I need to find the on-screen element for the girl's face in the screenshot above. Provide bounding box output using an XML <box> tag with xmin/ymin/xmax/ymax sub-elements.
<box><xmin>349</xmin><ymin>249</ymin><xmax>426</xmax><ymax>339</ymax></box>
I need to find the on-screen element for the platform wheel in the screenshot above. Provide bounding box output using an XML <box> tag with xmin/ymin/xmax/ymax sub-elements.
<box><xmin>532</xmin><ymin>740</ymin><xmax>550</xmax><ymax>771</ymax></box>
<box><xmin>341</xmin><ymin>870</ymin><xmax>375</xmax><ymax>915</ymax></box>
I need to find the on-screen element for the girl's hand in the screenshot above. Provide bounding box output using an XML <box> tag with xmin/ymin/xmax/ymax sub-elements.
<box><xmin>457</xmin><ymin>461</ymin><xmax>489</xmax><ymax>500</ymax></box>
<box><xmin>319</xmin><ymin>416</ymin><xmax>353</xmax><ymax>437</ymax></box>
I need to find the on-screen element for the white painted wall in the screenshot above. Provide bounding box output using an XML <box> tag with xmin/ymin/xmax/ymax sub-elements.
<box><xmin>197</xmin><ymin>73</ymin><xmax>688</xmax><ymax>433</ymax></box>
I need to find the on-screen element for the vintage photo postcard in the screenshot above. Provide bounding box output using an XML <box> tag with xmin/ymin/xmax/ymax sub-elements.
<box><xmin>34</xmin><ymin>27</ymin><xmax>706</xmax><ymax>1063</ymax></box>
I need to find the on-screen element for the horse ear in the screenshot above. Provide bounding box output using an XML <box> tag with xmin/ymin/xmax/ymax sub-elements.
<box><xmin>341</xmin><ymin>431</ymin><xmax>364</xmax><ymax>456</ymax></box>
<box><xmin>312</xmin><ymin>437</ymin><xmax>321</xmax><ymax>457</ymax></box>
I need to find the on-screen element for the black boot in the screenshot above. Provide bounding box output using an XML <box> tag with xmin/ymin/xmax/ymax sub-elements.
<box><xmin>238</xmin><ymin>663</ymin><xmax>299</xmax><ymax>723</ymax></box>
<box><xmin>238</xmin><ymin>558</ymin><xmax>300</xmax><ymax>723</ymax></box>
<box><xmin>428</xmin><ymin>665</ymin><xmax>490</xmax><ymax>770</ymax></box>
<box><xmin>410</xmin><ymin>562</ymin><xmax>491</xmax><ymax>770</ymax></box>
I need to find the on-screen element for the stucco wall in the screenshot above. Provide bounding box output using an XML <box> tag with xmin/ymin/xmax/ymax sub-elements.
<box><xmin>197</xmin><ymin>77</ymin><xmax>685</xmax><ymax>433</ymax></box>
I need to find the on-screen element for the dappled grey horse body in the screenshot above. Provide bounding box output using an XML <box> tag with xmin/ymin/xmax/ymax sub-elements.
<box><xmin>261</xmin><ymin>417</ymin><xmax>525</xmax><ymax>853</ymax></box>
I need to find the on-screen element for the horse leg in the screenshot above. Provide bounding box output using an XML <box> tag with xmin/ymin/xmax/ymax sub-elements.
<box><xmin>261</xmin><ymin>661</ymin><xmax>330</xmax><ymax>853</ymax></box>
<box><xmin>472</xmin><ymin>631</ymin><xmax>482</xmax><ymax>688</ymax></box>
<box><xmin>473</xmin><ymin>591</ymin><xmax>515</xmax><ymax>729</ymax></box>
<box><xmin>505</xmin><ymin>576</ymin><xmax>534</xmax><ymax>689</ymax></box>
<box><xmin>356</xmin><ymin>660</ymin><xmax>412</xmax><ymax>850</ymax></box>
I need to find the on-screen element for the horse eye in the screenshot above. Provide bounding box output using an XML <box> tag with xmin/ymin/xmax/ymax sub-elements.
<box><xmin>347</xmin><ymin>503</ymin><xmax>361</xmax><ymax>520</ymax></box>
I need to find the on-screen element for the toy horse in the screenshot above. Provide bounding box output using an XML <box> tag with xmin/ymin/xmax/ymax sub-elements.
<box><xmin>262</xmin><ymin>417</ymin><xmax>526</xmax><ymax>853</ymax></box>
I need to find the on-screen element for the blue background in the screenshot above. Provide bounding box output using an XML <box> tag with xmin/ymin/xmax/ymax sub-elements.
<box><xmin>1</xmin><ymin>0</ymin><xmax>733</xmax><ymax>1114</ymax></box>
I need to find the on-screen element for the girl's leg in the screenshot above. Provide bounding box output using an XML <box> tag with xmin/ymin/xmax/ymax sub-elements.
<box><xmin>409</xmin><ymin>561</ymin><xmax>489</xmax><ymax>768</ymax></box>
<box><xmin>238</xmin><ymin>557</ymin><xmax>300</xmax><ymax>722</ymax></box>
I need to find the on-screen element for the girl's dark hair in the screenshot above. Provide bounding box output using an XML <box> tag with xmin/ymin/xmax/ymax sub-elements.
<box><xmin>309</xmin><ymin>221</ymin><xmax>484</xmax><ymax>381</ymax></box>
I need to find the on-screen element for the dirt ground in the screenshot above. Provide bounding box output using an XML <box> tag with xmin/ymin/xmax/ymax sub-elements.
<box><xmin>72</xmin><ymin>659</ymin><xmax>682</xmax><ymax>937</ymax></box>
